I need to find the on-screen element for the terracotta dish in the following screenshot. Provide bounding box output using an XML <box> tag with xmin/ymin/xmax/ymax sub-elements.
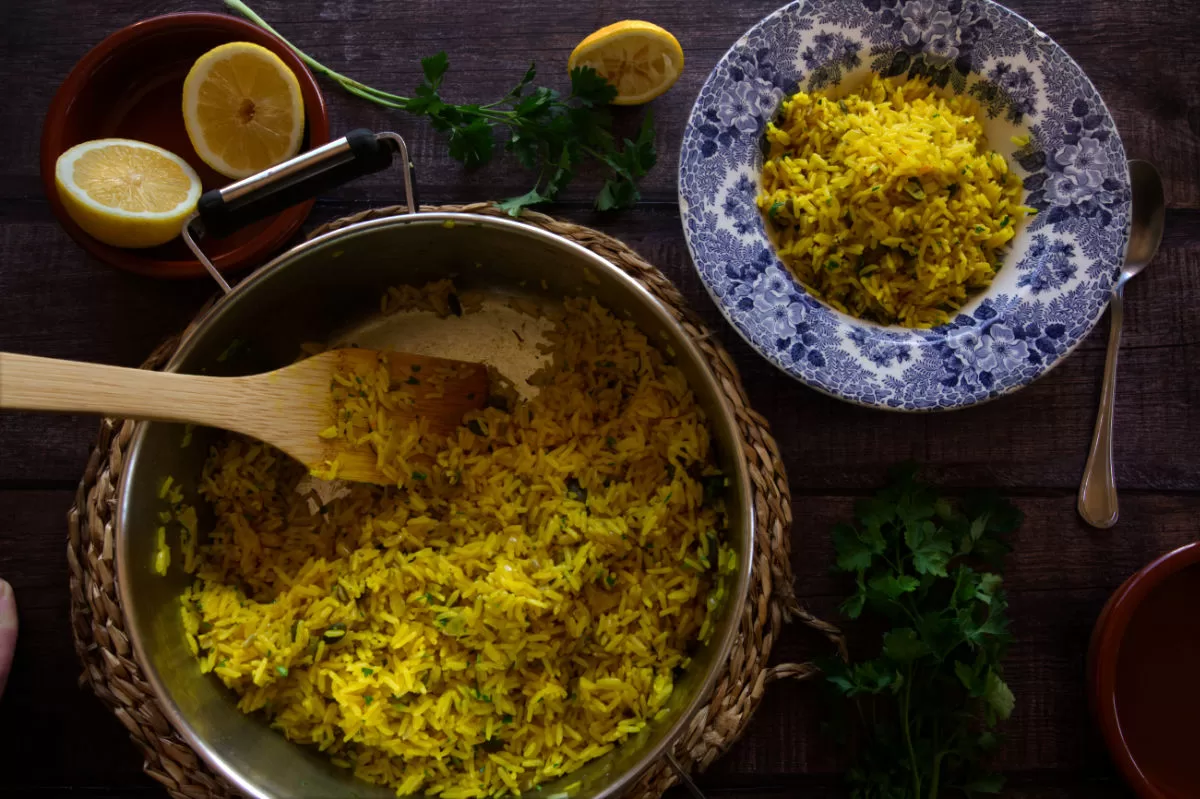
<box><xmin>1089</xmin><ymin>541</ymin><xmax>1200</xmax><ymax>798</ymax></box>
<box><xmin>40</xmin><ymin>12</ymin><xmax>329</xmax><ymax>279</ymax></box>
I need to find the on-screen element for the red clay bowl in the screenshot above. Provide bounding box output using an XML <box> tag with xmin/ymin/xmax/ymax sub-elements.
<box><xmin>40</xmin><ymin>12</ymin><xmax>330</xmax><ymax>279</ymax></box>
<box><xmin>1088</xmin><ymin>541</ymin><xmax>1200</xmax><ymax>799</ymax></box>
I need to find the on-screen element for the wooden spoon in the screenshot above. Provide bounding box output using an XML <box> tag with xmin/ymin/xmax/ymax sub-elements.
<box><xmin>0</xmin><ymin>349</ymin><xmax>490</xmax><ymax>485</ymax></box>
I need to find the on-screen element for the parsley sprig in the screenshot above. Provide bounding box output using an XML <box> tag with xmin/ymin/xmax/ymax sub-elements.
<box><xmin>821</xmin><ymin>466</ymin><xmax>1020</xmax><ymax>799</ymax></box>
<box><xmin>226</xmin><ymin>0</ymin><xmax>657</xmax><ymax>214</ymax></box>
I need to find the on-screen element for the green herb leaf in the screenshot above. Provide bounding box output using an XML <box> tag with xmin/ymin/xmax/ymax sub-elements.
<box><xmin>570</xmin><ymin>65</ymin><xmax>618</xmax><ymax>107</ymax></box>
<box><xmin>505</xmin><ymin>62</ymin><xmax>538</xmax><ymax>99</ymax></box>
<box><xmin>596</xmin><ymin>109</ymin><xmax>657</xmax><ymax>211</ymax></box>
<box><xmin>820</xmin><ymin>657</ymin><xmax>856</xmax><ymax>695</ymax></box>
<box><xmin>831</xmin><ymin>523</ymin><xmax>873</xmax><ymax>572</ymax></box>
<box><xmin>597</xmin><ymin>178</ymin><xmax>638</xmax><ymax>211</ymax></box>
<box><xmin>954</xmin><ymin>659</ymin><xmax>979</xmax><ymax>692</ymax></box>
<box><xmin>543</xmin><ymin>145</ymin><xmax>576</xmax><ymax>198</ymax></box>
<box><xmin>514</xmin><ymin>85</ymin><xmax>558</xmax><ymax>117</ymax></box>
<box><xmin>447</xmin><ymin>118</ymin><xmax>495</xmax><ymax>168</ymax></box>
<box><xmin>868</xmin><ymin>573</ymin><xmax>919</xmax><ymax>599</ymax></box>
<box><xmin>839</xmin><ymin>580</ymin><xmax>868</xmax><ymax>620</ymax></box>
<box><xmin>904</xmin><ymin>177</ymin><xmax>926</xmax><ymax>200</ymax></box>
<box><xmin>823</xmin><ymin>468</ymin><xmax>1018</xmax><ymax>798</ymax></box>
<box><xmin>421</xmin><ymin>51</ymin><xmax>449</xmax><ymax>89</ymax></box>
<box><xmin>850</xmin><ymin>659</ymin><xmax>898</xmax><ymax>695</ymax></box>
<box><xmin>953</xmin><ymin>565</ymin><xmax>981</xmax><ymax>606</ymax></box>
<box><xmin>976</xmin><ymin>572</ymin><xmax>1003</xmax><ymax>604</ymax></box>
<box><xmin>904</xmin><ymin>519</ymin><xmax>953</xmax><ymax>577</ymax></box>
<box><xmin>321</xmin><ymin>622</ymin><xmax>347</xmax><ymax>643</ymax></box>
<box><xmin>506</xmin><ymin>128</ymin><xmax>541</xmax><ymax>171</ymax></box>
<box><xmin>983</xmin><ymin>671</ymin><xmax>1015</xmax><ymax>720</ymax></box>
<box><xmin>917</xmin><ymin>609</ymin><xmax>964</xmax><ymax>661</ymax></box>
<box><xmin>882</xmin><ymin>628</ymin><xmax>929</xmax><ymax>662</ymax></box>
<box><xmin>497</xmin><ymin>188</ymin><xmax>551</xmax><ymax>216</ymax></box>
<box><xmin>404</xmin><ymin>81</ymin><xmax>443</xmax><ymax>116</ymax></box>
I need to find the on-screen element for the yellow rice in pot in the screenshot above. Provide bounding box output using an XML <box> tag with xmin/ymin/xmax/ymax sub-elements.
<box><xmin>177</xmin><ymin>293</ymin><xmax>734</xmax><ymax>798</ymax></box>
<box><xmin>758</xmin><ymin>75</ymin><xmax>1030</xmax><ymax>328</ymax></box>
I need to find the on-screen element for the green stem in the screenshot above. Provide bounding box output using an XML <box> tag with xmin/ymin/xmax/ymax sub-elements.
<box><xmin>339</xmin><ymin>82</ymin><xmax>406</xmax><ymax>109</ymax></box>
<box><xmin>902</xmin><ymin>663</ymin><xmax>922</xmax><ymax>799</ymax></box>
<box><xmin>581</xmin><ymin>145</ymin><xmax>608</xmax><ymax>163</ymax></box>
<box><xmin>948</xmin><ymin>567</ymin><xmax>965</xmax><ymax>610</ymax></box>
<box><xmin>475</xmin><ymin>109</ymin><xmax>519</xmax><ymax>124</ymax></box>
<box><xmin>928</xmin><ymin>718</ymin><xmax>943</xmax><ymax>799</ymax></box>
<box><xmin>480</xmin><ymin>97</ymin><xmax>518</xmax><ymax>110</ymax></box>
<box><xmin>224</xmin><ymin>0</ymin><xmax>413</xmax><ymax>106</ymax></box>
<box><xmin>928</xmin><ymin>751</ymin><xmax>944</xmax><ymax>799</ymax></box>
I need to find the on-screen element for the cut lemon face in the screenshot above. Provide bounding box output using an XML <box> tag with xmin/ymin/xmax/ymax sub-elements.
<box><xmin>55</xmin><ymin>139</ymin><xmax>202</xmax><ymax>249</ymax></box>
<box><xmin>183</xmin><ymin>41</ymin><xmax>305</xmax><ymax>179</ymax></box>
<box><xmin>568</xmin><ymin>21</ymin><xmax>684</xmax><ymax>106</ymax></box>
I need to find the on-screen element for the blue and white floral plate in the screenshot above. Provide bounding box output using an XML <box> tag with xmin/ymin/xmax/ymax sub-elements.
<box><xmin>679</xmin><ymin>0</ymin><xmax>1130</xmax><ymax>410</ymax></box>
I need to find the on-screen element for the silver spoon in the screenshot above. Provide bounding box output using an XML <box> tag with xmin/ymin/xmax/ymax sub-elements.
<box><xmin>1077</xmin><ymin>160</ymin><xmax>1166</xmax><ymax>528</ymax></box>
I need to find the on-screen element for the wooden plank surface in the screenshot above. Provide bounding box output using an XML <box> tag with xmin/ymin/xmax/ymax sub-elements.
<box><xmin>0</xmin><ymin>491</ymin><xmax>150</xmax><ymax>793</ymax></box>
<box><xmin>0</xmin><ymin>0</ymin><xmax>1196</xmax><ymax>797</ymax></box>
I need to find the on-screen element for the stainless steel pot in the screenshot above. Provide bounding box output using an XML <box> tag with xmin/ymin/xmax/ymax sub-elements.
<box><xmin>114</xmin><ymin>131</ymin><xmax>753</xmax><ymax>799</ymax></box>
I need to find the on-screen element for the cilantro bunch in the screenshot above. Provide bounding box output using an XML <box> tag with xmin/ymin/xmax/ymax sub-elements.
<box><xmin>822</xmin><ymin>466</ymin><xmax>1021</xmax><ymax>799</ymax></box>
<box><xmin>227</xmin><ymin>0</ymin><xmax>657</xmax><ymax>214</ymax></box>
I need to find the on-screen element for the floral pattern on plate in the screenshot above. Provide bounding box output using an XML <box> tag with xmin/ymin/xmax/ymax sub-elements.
<box><xmin>679</xmin><ymin>0</ymin><xmax>1131</xmax><ymax>410</ymax></box>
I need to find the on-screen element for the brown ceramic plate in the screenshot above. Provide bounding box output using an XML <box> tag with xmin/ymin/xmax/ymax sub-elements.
<box><xmin>40</xmin><ymin>12</ymin><xmax>330</xmax><ymax>279</ymax></box>
<box><xmin>1088</xmin><ymin>541</ymin><xmax>1200</xmax><ymax>799</ymax></box>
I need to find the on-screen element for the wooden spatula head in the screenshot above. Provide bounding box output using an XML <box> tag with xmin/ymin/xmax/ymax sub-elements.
<box><xmin>268</xmin><ymin>348</ymin><xmax>490</xmax><ymax>484</ymax></box>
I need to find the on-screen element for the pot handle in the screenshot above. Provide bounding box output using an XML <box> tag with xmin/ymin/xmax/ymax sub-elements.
<box><xmin>182</xmin><ymin>130</ymin><xmax>417</xmax><ymax>294</ymax></box>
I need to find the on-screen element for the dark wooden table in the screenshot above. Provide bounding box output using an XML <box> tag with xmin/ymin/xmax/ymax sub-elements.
<box><xmin>1</xmin><ymin>1</ymin><xmax>1197</xmax><ymax>797</ymax></box>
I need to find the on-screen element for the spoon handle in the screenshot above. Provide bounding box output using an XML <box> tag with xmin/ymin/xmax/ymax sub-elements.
<box><xmin>0</xmin><ymin>352</ymin><xmax>262</xmax><ymax>431</ymax></box>
<box><xmin>1078</xmin><ymin>290</ymin><xmax>1124</xmax><ymax>528</ymax></box>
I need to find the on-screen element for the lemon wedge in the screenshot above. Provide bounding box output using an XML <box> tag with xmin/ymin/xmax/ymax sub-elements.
<box><xmin>55</xmin><ymin>139</ymin><xmax>202</xmax><ymax>249</ymax></box>
<box><xmin>568</xmin><ymin>21</ymin><xmax>684</xmax><ymax>106</ymax></box>
<box><xmin>183</xmin><ymin>41</ymin><xmax>304</xmax><ymax>179</ymax></box>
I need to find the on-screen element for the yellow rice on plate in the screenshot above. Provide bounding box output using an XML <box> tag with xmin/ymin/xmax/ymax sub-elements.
<box><xmin>757</xmin><ymin>74</ymin><xmax>1031</xmax><ymax>328</ymax></box>
<box><xmin>175</xmin><ymin>290</ymin><xmax>734</xmax><ymax>798</ymax></box>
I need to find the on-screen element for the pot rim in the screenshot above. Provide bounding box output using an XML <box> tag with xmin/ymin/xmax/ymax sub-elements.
<box><xmin>1088</xmin><ymin>540</ymin><xmax>1200</xmax><ymax>799</ymax></box>
<box><xmin>116</xmin><ymin>210</ymin><xmax>756</xmax><ymax>799</ymax></box>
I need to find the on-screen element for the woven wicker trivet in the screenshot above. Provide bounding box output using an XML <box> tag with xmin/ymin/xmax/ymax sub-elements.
<box><xmin>67</xmin><ymin>204</ymin><xmax>845</xmax><ymax>799</ymax></box>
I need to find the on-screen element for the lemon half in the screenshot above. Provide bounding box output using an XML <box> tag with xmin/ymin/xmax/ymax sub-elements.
<box><xmin>568</xmin><ymin>21</ymin><xmax>684</xmax><ymax>106</ymax></box>
<box><xmin>55</xmin><ymin>139</ymin><xmax>202</xmax><ymax>249</ymax></box>
<box><xmin>183</xmin><ymin>41</ymin><xmax>305</xmax><ymax>179</ymax></box>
